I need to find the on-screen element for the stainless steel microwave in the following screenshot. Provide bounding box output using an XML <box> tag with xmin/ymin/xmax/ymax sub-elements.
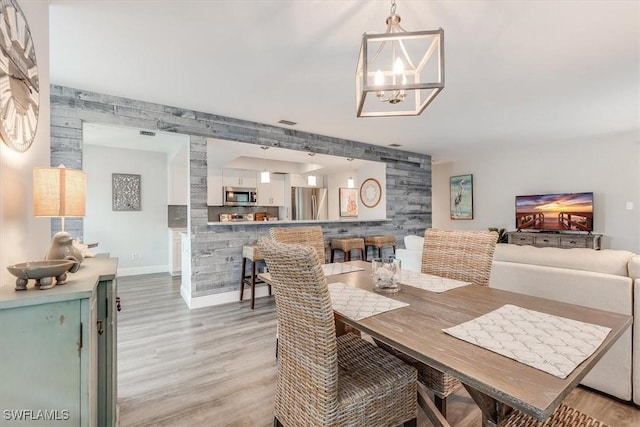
<box><xmin>223</xmin><ymin>187</ymin><xmax>257</xmax><ymax>206</ymax></box>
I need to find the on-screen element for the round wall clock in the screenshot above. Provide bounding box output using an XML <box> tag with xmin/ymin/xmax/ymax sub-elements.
<box><xmin>360</xmin><ymin>178</ymin><xmax>382</xmax><ymax>208</ymax></box>
<box><xmin>0</xmin><ymin>0</ymin><xmax>39</xmax><ymax>152</ymax></box>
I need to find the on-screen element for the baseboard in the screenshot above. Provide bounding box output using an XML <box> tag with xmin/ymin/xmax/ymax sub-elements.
<box><xmin>117</xmin><ymin>264</ymin><xmax>168</xmax><ymax>277</ymax></box>
<box><xmin>182</xmin><ymin>284</ymin><xmax>272</xmax><ymax>309</ymax></box>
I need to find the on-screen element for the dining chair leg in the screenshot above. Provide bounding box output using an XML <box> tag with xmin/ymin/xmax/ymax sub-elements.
<box><xmin>239</xmin><ymin>257</ymin><xmax>247</xmax><ymax>302</ymax></box>
<box><xmin>250</xmin><ymin>259</ymin><xmax>257</xmax><ymax>309</ymax></box>
<box><xmin>435</xmin><ymin>395</ymin><xmax>447</xmax><ymax>418</ymax></box>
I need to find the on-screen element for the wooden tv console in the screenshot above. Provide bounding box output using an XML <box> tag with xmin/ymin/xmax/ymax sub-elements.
<box><xmin>506</xmin><ymin>231</ymin><xmax>602</xmax><ymax>250</ymax></box>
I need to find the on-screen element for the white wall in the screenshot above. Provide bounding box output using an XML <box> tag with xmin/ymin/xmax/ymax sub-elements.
<box><xmin>0</xmin><ymin>1</ymin><xmax>50</xmax><ymax>288</ymax></box>
<box><xmin>84</xmin><ymin>145</ymin><xmax>169</xmax><ymax>275</ymax></box>
<box><xmin>433</xmin><ymin>137</ymin><xmax>640</xmax><ymax>252</ymax></box>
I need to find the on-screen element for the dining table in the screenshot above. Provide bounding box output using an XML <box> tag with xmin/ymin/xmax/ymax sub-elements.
<box><xmin>262</xmin><ymin>260</ymin><xmax>632</xmax><ymax>427</ymax></box>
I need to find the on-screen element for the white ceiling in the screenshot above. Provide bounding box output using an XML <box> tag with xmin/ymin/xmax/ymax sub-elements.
<box><xmin>49</xmin><ymin>1</ymin><xmax>639</xmax><ymax>163</ymax></box>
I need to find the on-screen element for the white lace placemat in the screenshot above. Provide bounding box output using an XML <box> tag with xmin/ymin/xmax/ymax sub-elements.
<box><xmin>399</xmin><ymin>271</ymin><xmax>470</xmax><ymax>293</ymax></box>
<box><xmin>328</xmin><ymin>282</ymin><xmax>409</xmax><ymax>321</ymax></box>
<box><xmin>322</xmin><ymin>263</ymin><xmax>365</xmax><ymax>276</ymax></box>
<box><xmin>443</xmin><ymin>304</ymin><xmax>611</xmax><ymax>378</ymax></box>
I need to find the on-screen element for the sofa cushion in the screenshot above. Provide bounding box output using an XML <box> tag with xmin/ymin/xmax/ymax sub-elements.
<box><xmin>494</xmin><ymin>243</ymin><xmax>634</xmax><ymax>277</ymax></box>
<box><xmin>404</xmin><ymin>235</ymin><xmax>424</xmax><ymax>251</ymax></box>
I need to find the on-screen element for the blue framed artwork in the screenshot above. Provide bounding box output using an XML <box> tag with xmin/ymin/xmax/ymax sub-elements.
<box><xmin>450</xmin><ymin>174</ymin><xmax>473</xmax><ymax>220</ymax></box>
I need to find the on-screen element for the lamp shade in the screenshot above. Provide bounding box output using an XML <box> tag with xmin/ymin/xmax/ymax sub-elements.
<box><xmin>33</xmin><ymin>166</ymin><xmax>86</xmax><ymax>218</ymax></box>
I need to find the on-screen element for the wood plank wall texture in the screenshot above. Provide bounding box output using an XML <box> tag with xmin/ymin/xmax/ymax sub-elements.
<box><xmin>50</xmin><ymin>85</ymin><xmax>432</xmax><ymax>299</ymax></box>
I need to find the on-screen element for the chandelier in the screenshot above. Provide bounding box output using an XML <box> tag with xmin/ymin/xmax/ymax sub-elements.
<box><xmin>356</xmin><ymin>1</ymin><xmax>444</xmax><ymax>117</ymax></box>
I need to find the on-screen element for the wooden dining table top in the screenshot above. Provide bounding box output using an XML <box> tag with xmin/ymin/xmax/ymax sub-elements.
<box><xmin>318</xmin><ymin>261</ymin><xmax>632</xmax><ymax>423</ymax></box>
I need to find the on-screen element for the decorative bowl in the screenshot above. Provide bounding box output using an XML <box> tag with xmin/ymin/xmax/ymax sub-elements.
<box><xmin>7</xmin><ymin>260</ymin><xmax>77</xmax><ymax>291</ymax></box>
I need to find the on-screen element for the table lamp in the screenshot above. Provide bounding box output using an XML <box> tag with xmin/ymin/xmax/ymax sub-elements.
<box><xmin>33</xmin><ymin>165</ymin><xmax>86</xmax><ymax>232</ymax></box>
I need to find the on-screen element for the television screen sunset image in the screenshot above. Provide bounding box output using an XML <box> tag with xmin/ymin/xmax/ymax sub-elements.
<box><xmin>515</xmin><ymin>192</ymin><xmax>594</xmax><ymax>231</ymax></box>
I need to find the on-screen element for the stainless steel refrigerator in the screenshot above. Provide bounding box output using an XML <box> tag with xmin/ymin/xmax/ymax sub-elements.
<box><xmin>291</xmin><ymin>187</ymin><xmax>328</xmax><ymax>220</ymax></box>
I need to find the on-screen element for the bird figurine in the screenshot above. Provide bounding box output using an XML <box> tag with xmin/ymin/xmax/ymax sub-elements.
<box><xmin>45</xmin><ymin>231</ymin><xmax>83</xmax><ymax>273</ymax></box>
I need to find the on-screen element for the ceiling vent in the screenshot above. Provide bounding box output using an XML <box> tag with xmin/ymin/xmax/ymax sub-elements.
<box><xmin>388</xmin><ymin>143</ymin><xmax>402</xmax><ymax>147</ymax></box>
<box><xmin>278</xmin><ymin>119</ymin><xmax>297</xmax><ymax>126</ymax></box>
<box><xmin>139</xmin><ymin>130</ymin><xmax>156</xmax><ymax>137</ymax></box>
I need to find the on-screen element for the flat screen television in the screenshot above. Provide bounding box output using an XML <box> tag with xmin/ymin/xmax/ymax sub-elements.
<box><xmin>515</xmin><ymin>192</ymin><xmax>594</xmax><ymax>232</ymax></box>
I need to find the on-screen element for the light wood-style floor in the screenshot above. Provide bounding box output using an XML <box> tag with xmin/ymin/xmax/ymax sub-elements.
<box><xmin>117</xmin><ymin>273</ymin><xmax>640</xmax><ymax>426</ymax></box>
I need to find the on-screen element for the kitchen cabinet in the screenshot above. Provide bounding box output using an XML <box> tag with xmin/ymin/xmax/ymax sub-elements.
<box><xmin>222</xmin><ymin>168</ymin><xmax>257</xmax><ymax>188</ymax></box>
<box><xmin>0</xmin><ymin>257</ymin><xmax>118</xmax><ymax>427</ymax></box>
<box><xmin>258</xmin><ymin>174</ymin><xmax>285</xmax><ymax>206</ymax></box>
<box><xmin>169</xmin><ymin>228</ymin><xmax>186</xmax><ymax>276</ymax></box>
<box><xmin>207</xmin><ymin>170</ymin><xmax>223</xmax><ymax>206</ymax></box>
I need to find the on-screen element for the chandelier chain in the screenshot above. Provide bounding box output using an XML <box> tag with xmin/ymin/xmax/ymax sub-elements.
<box><xmin>390</xmin><ymin>0</ymin><xmax>396</xmax><ymax>15</ymax></box>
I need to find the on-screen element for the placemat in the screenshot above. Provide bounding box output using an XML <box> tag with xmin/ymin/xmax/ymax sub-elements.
<box><xmin>322</xmin><ymin>263</ymin><xmax>365</xmax><ymax>276</ymax></box>
<box><xmin>443</xmin><ymin>304</ymin><xmax>611</xmax><ymax>378</ymax></box>
<box><xmin>328</xmin><ymin>282</ymin><xmax>408</xmax><ymax>321</ymax></box>
<box><xmin>399</xmin><ymin>271</ymin><xmax>470</xmax><ymax>293</ymax></box>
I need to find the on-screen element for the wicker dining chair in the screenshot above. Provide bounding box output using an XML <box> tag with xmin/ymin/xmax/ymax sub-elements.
<box><xmin>377</xmin><ymin>228</ymin><xmax>498</xmax><ymax>418</ymax></box>
<box><xmin>269</xmin><ymin>225</ymin><xmax>327</xmax><ymax>264</ymax></box>
<box><xmin>258</xmin><ymin>237</ymin><xmax>418</xmax><ymax>427</ymax></box>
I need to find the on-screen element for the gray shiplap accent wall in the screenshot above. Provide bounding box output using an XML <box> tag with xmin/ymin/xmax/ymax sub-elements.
<box><xmin>50</xmin><ymin>85</ymin><xmax>431</xmax><ymax>298</ymax></box>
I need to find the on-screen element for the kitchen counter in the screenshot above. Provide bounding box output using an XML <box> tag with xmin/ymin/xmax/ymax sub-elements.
<box><xmin>207</xmin><ymin>218</ymin><xmax>391</xmax><ymax>226</ymax></box>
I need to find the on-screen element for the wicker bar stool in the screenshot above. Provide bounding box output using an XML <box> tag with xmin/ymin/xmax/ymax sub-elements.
<box><xmin>330</xmin><ymin>237</ymin><xmax>365</xmax><ymax>262</ymax></box>
<box><xmin>364</xmin><ymin>234</ymin><xmax>397</xmax><ymax>259</ymax></box>
<box><xmin>239</xmin><ymin>244</ymin><xmax>271</xmax><ymax>309</ymax></box>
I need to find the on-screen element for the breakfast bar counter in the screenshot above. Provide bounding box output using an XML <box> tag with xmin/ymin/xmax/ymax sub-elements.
<box><xmin>206</xmin><ymin>218</ymin><xmax>393</xmax><ymax>226</ymax></box>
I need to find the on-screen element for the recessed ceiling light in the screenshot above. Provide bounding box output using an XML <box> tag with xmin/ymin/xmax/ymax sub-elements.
<box><xmin>278</xmin><ymin>119</ymin><xmax>297</xmax><ymax>126</ymax></box>
<box><xmin>388</xmin><ymin>143</ymin><xmax>402</xmax><ymax>147</ymax></box>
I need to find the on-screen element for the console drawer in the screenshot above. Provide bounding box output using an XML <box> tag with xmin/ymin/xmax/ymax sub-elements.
<box><xmin>559</xmin><ymin>236</ymin><xmax>589</xmax><ymax>248</ymax></box>
<box><xmin>534</xmin><ymin>235</ymin><xmax>559</xmax><ymax>247</ymax></box>
<box><xmin>509</xmin><ymin>234</ymin><xmax>534</xmax><ymax>245</ymax></box>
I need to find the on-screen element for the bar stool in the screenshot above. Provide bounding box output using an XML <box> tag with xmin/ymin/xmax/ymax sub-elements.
<box><xmin>240</xmin><ymin>244</ymin><xmax>271</xmax><ymax>309</ymax></box>
<box><xmin>364</xmin><ymin>235</ymin><xmax>397</xmax><ymax>259</ymax></box>
<box><xmin>330</xmin><ymin>237</ymin><xmax>365</xmax><ymax>262</ymax></box>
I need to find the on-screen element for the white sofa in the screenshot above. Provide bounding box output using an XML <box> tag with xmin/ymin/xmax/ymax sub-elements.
<box><xmin>395</xmin><ymin>235</ymin><xmax>640</xmax><ymax>404</ymax></box>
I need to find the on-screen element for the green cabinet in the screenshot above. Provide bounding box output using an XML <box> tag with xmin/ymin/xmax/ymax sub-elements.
<box><xmin>0</xmin><ymin>257</ymin><xmax>118</xmax><ymax>427</ymax></box>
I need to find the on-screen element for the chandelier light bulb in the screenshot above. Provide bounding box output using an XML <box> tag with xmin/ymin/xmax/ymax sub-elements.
<box><xmin>375</xmin><ymin>70</ymin><xmax>384</xmax><ymax>86</ymax></box>
<box><xmin>393</xmin><ymin>57</ymin><xmax>405</xmax><ymax>75</ymax></box>
<box><xmin>260</xmin><ymin>170</ymin><xmax>270</xmax><ymax>184</ymax></box>
<box><xmin>347</xmin><ymin>177</ymin><xmax>355</xmax><ymax>189</ymax></box>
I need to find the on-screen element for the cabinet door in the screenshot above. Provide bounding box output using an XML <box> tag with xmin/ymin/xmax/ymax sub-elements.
<box><xmin>257</xmin><ymin>174</ymin><xmax>285</xmax><ymax>206</ymax></box>
<box><xmin>207</xmin><ymin>170</ymin><xmax>223</xmax><ymax>206</ymax></box>
<box><xmin>257</xmin><ymin>180</ymin><xmax>271</xmax><ymax>206</ymax></box>
<box><xmin>240</xmin><ymin>170</ymin><xmax>257</xmax><ymax>187</ymax></box>
<box><xmin>270</xmin><ymin>174</ymin><xmax>285</xmax><ymax>206</ymax></box>
<box><xmin>0</xmin><ymin>299</ymin><xmax>90</xmax><ymax>426</ymax></box>
<box><xmin>222</xmin><ymin>169</ymin><xmax>257</xmax><ymax>187</ymax></box>
<box><xmin>96</xmin><ymin>279</ymin><xmax>117</xmax><ymax>427</ymax></box>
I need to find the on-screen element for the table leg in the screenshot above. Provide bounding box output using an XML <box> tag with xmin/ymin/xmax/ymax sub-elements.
<box><xmin>462</xmin><ymin>384</ymin><xmax>512</xmax><ymax>427</ymax></box>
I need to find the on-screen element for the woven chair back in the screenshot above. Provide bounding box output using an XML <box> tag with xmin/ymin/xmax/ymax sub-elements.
<box><xmin>270</xmin><ymin>226</ymin><xmax>326</xmax><ymax>264</ymax></box>
<box><xmin>421</xmin><ymin>228</ymin><xmax>497</xmax><ymax>286</ymax></box>
<box><xmin>257</xmin><ymin>237</ymin><xmax>338</xmax><ymax>414</ymax></box>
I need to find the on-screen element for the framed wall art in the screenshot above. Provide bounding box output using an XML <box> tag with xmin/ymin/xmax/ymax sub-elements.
<box><xmin>113</xmin><ymin>173</ymin><xmax>141</xmax><ymax>211</ymax></box>
<box><xmin>450</xmin><ymin>174</ymin><xmax>473</xmax><ymax>220</ymax></box>
<box><xmin>360</xmin><ymin>178</ymin><xmax>382</xmax><ymax>208</ymax></box>
<box><xmin>339</xmin><ymin>188</ymin><xmax>358</xmax><ymax>217</ymax></box>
